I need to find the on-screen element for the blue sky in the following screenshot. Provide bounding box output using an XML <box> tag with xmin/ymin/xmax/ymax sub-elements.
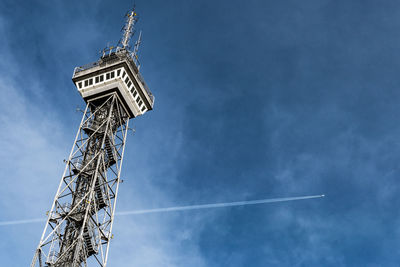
<box><xmin>1</xmin><ymin>0</ymin><xmax>400</xmax><ymax>266</ymax></box>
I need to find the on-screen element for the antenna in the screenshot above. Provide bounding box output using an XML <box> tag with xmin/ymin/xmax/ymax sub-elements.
<box><xmin>133</xmin><ymin>31</ymin><xmax>142</xmax><ymax>56</ymax></box>
<box><xmin>121</xmin><ymin>6</ymin><xmax>138</xmax><ymax>50</ymax></box>
<box><xmin>132</xmin><ymin>30</ymin><xmax>142</xmax><ymax>69</ymax></box>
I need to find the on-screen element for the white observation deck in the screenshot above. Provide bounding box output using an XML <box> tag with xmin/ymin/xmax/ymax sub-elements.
<box><xmin>72</xmin><ymin>48</ymin><xmax>154</xmax><ymax>118</ymax></box>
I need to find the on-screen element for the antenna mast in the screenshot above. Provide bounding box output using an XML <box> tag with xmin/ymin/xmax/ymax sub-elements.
<box><xmin>121</xmin><ymin>7</ymin><xmax>138</xmax><ymax>50</ymax></box>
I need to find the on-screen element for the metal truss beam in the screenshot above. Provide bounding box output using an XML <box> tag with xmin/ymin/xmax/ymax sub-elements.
<box><xmin>31</xmin><ymin>93</ymin><xmax>130</xmax><ymax>267</ymax></box>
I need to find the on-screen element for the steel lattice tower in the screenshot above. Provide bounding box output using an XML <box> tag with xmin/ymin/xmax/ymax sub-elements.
<box><xmin>31</xmin><ymin>7</ymin><xmax>154</xmax><ymax>267</ymax></box>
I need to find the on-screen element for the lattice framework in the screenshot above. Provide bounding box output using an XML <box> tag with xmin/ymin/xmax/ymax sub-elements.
<box><xmin>31</xmin><ymin>93</ymin><xmax>129</xmax><ymax>267</ymax></box>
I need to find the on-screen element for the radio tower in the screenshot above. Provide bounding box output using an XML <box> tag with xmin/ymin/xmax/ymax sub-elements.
<box><xmin>31</xmin><ymin>7</ymin><xmax>154</xmax><ymax>267</ymax></box>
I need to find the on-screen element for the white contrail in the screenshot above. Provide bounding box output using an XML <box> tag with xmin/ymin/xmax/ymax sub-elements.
<box><xmin>0</xmin><ymin>194</ymin><xmax>324</xmax><ymax>226</ymax></box>
<box><xmin>116</xmin><ymin>194</ymin><xmax>325</xmax><ymax>216</ymax></box>
<box><xmin>0</xmin><ymin>218</ymin><xmax>46</xmax><ymax>226</ymax></box>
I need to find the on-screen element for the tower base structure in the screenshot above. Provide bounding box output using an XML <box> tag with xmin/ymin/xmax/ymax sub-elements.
<box><xmin>31</xmin><ymin>93</ymin><xmax>129</xmax><ymax>267</ymax></box>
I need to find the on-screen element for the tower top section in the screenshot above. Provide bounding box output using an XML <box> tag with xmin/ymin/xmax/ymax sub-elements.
<box><xmin>121</xmin><ymin>7</ymin><xmax>138</xmax><ymax>49</ymax></box>
<box><xmin>72</xmin><ymin>7</ymin><xmax>154</xmax><ymax>119</ymax></box>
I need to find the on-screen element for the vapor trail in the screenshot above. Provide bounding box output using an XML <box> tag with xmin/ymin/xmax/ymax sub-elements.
<box><xmin>0</xmin><ymin>218</ymin><xmax>46</xmax><ymax>226</ymax></box>
<box><xmin>0</xmin><ymin>194</ymin><xmax>324</xmax><ymax>226</ymax></box>
<box><xmin>116</xmin><ymin>194</ymin><xmax>325</xmax><ymax>216</ymax></box>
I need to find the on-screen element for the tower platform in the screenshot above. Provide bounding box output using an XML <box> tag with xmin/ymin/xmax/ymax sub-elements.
<box><xmin>72</xmin><ymin>48</ymin><xmax>154</xmax><ymax>118</ymax></box>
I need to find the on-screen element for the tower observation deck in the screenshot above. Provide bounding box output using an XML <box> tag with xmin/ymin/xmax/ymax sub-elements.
<box><xmin>31</xmin><ymin>7</ymin><xmax>153</xmax><ymax>267</ymax></box>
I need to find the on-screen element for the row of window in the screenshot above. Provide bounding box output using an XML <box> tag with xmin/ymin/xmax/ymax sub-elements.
<box><xmin>77</xmin><ymin>68</ymin><xmax>147</xmax><ymax>113</ymax></box>
<box><xmin>121</xmin><ymin>69</ymin><xmax>147</xmax><ymax>112</ymax></box>
<box><xmin>78</xmin><ymin>69</ymin><xmax>117</xmax><ymax>89</ymax></box>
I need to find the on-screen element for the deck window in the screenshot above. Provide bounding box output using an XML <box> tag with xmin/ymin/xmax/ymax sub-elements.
<box><xmin>110</xmin><ymin>71</ymin><xmax>115</xmax><ymax>78</ymax></box>
<box><xmin>132</xmin><ymin>90</ymin><xmax>138</xmax><ymax>97</ymax></box>
<box><xmin>106</xmin><ymin>73</ymin><xmax>110</xmax><ymax>80</ymax></box>
<box><xmin>141</xmin><ymin>106</ymin><xmax>146</xmax><ymax>112</ymax></box>
<box><xmin>78</xmin><ymin>82</ymin><xmax>82</xmax><ymax>88</ymax></box>
<box><xmin>138</xmin><ymin>100</ymin><xmax>143</xmax><ymax>106</ymax></box>
<box><xmin>127</xmin><ymin>81</ymin><xmax>132</xmax><ymax>88</ymax></box>
<box><xmin>122</xmin><ymin>71</ymin><xmax>126</xmax><ymax>78</ymax></box>
<box><xmin>99</xmin><ymin>75</ymin><xmax>104</xmax><ymax>82</ymax></box>
<box><xmin>84</xmin><ymin>80</ymin><xmax>88</xmax><ymax>87</ymax></box>
<box><xmin>117</xmin><ymin>69</ymin><xmax>121</xmax><ymax>76</ymax></box>
<box><xmin>95</xmin><ymin>77</ymin><xmax>99</xmax><ymax>83</ymax></box>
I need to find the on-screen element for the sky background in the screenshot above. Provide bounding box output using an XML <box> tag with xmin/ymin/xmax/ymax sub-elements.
<box><xmin>1</xmin><ymin>0</ymin><xmax>400</xmax><ymax>266</ymax></box>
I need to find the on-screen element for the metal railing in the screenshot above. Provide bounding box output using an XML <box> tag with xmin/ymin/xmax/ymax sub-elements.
<box><xmin>74</xmin><ymin>61</ymin><xmax>100</xmax><ymax>74</ymax></box>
